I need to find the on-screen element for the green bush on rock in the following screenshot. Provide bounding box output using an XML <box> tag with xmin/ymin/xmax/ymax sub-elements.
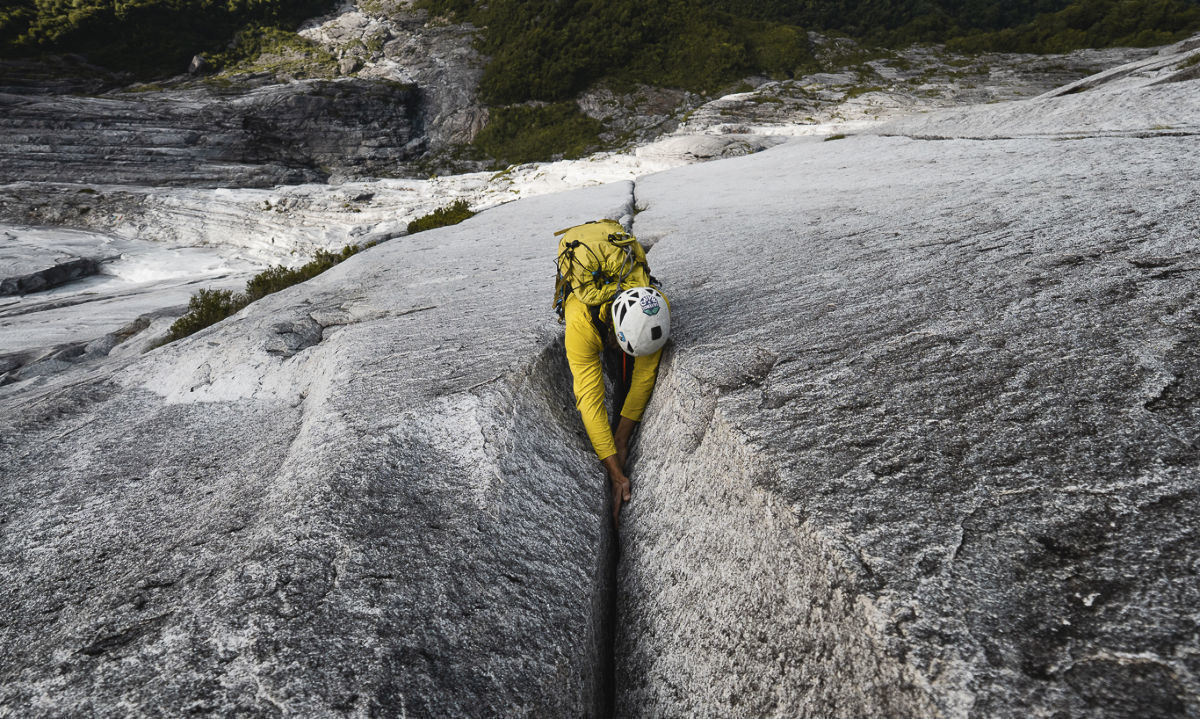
<box><xmin>166</xmin><ymin>289</ymin><xmax>246</xmax><ymax>343</ymax></box>
<box><xmin>165</xmin><ymin>244</ymin><xmax>364</xmax><ymax>344</ymax></box>
<box><xmin>407</xmin><ymin>200</ymin><xmax>476</xmax><ymax>234</ymax></box>
<box><xmin>245</xmin><ymin>246</ymin><xmax>362</xmax><ymax>300</ymax></box>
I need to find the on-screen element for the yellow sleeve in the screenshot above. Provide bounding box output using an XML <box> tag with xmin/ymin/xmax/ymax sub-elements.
<box><xmin>564</xmin><ymin>296</ymin><xmax>616</xmax><ymax>461</ymax></box>
<box><xmin>620</xmin><ymin>347</ymin><xmax>662</xmax><ymax>422</ymax></box>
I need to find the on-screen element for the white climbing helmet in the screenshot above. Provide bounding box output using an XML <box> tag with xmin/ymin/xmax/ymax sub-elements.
<box><xmin>611</xmin><ymin>286</ymin><xmax>670</xmax><ymax>357</ymax></box>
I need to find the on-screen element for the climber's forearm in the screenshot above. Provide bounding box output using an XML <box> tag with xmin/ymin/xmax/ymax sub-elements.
<box><xmin>614</xmin><ymin>416</ymin><xmax>636</xmax><ymax>450</ymax></box>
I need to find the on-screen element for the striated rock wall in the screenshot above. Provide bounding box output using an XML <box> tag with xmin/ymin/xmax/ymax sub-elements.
<box><xmin>0</xmin><ymin>78</ymin><xmax>422</xmax><ymax>188</ymax></box>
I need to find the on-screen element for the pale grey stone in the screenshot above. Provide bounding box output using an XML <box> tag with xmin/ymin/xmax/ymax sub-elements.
<box><xmin>617</xmin><ymin>126</ymin><xmax>1200</xmax><ymax>718</ymax></box>
<box><xmin>0</xmin><ymin>183</ymin><xmax>635</xmax><ymax>717</ymax></box>
<box><xmin>1</xmin><ymin>29</ymin><xmax>1199</xmax><ymax>719</ymax></box>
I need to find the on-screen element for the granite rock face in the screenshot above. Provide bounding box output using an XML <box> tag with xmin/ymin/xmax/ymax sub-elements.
<box><xmin>2</xmin><ymin>38</ymin><xmax>1200</xmax><ymax>719</ymax></box>
<box><xmin>0</xmin><ymin>79</ymin><xmax>422</xmax><ymax>188</ymax></box>
<box><xmin>0</xmin><ymin>184</ymin><xmax>635</xmax><ymax>717</ymax></box>
<box><xmin>301</xmin><ymin>0</ymin><xmax>487</xmax><ymax>150</ymax></box>
<box><xmin>615</xmin><ymin>58</ymin><xmax>1200</xmax><ymax>717</ymax></box>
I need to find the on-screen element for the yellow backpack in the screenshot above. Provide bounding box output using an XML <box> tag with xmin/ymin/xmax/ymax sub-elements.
<box><xmin>553</xmin><ymin>219</ymin><xmax>652</xmax><ymax>321</ymax></box>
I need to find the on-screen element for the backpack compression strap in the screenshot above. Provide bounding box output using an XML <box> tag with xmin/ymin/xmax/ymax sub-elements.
<box><xmin>553</xmin><ymin>224</ymin><xmax>648</xmax><ymax>320</ymax></box>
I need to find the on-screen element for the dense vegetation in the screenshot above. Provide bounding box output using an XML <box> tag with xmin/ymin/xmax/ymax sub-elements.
<box><xmin>166</xmin><ymin>244</ymin><xmax>363</xmax><ymax>343</ymax></box>
<box><xmin>945</xmin><ymin>0</ymin><xmax>1200</xmax><ymax>54</ymax></box>
<box><xmin>3</xmin><ymin>0</ymin><xmax>1195</xmax><ymax>166</ymax></box>
<box><xmin>4</xmin><ymin>0</ymin><xmax>1195</xmax><ymax>83</ymax></box>
<box><xmin>417</xmin><ymin>0</ymin><xmax>1197</xmax><ymax>163</ymax></box>
<box><xmin>422</xmin><ymin>0</ymin><xmax>817</xmax><ymax>104</ymax></box>
<box><xmin>699</xmin><ymin>0</ymin><xmax>1198</xmax><ymax>49</ymax></box>
<box><xmin>424</xmin><ymin>0</ymin><xmax>1200</xmax><ymax>105</ymax></box>
<box><xmin>406</xmin><ymin>200</ymin><xmax>476</xmax><ymax>234</ymax></box>
<box><xmin>473</xmin><ymin>103</ymin><xmax>604</xmax><ymax>165</ymax></box>
<box><xmin>0</xmin><ymin>0</ymin><xmax>337</xmax><ymax>76</ymax></box>
<box><xmin>418</xmin><ymin>0</ymin><xmax>818</xmax><ymax>163</ymax></box>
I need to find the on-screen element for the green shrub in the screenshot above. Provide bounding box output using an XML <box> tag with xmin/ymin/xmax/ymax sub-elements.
<box><xmin>746</xmin><ymin>23</ymin><xmax>815</xmax><ymax>79</ymax></box>
<box><xmin>244</xmin><ymin>245</ymin><xmax>363</xmax><ymax>300</ymax></box>
<box><xmin>166</xmin><ymin>289</ymin><xmax>248</xmax><ymax>343</ymax></box>
<box><xmin>473</xmin><ymin>103</ymin><xmax>604</xmax><ymax>166</ymax></box>
<box><xmin>407</xmin><ymin>200</ymin><xmax>476</xmax><ymax>234</ymax></box>
<box><xmin>164</xmin><ymin>244</ymin><xmax>364</xmax><ymax>343</ymax></box>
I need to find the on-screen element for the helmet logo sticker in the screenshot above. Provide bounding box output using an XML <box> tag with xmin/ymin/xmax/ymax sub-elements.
<box><xmin>618</xmin><ymin>331</ymin><xmax>627</xmax><ymax>343</ymax></box>
<box><xmin>639</xmin><ymin>294</ymin><xmax>660</xmax><ymax>316</ymax></box>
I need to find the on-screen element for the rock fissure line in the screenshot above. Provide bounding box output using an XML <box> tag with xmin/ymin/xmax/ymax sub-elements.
<box><xmin>599</xmin><ymin>179</ymin><xmax>643</xmax><ymax>718</ymax></box>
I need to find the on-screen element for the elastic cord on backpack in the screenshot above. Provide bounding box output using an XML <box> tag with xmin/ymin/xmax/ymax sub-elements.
<box><xmin>555</xmin><ymin>227</ymin><xmax>647</xmax><ymax>321</ymax></box>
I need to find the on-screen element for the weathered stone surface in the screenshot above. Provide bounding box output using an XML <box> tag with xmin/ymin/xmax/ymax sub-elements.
<box><xmin>616</xmin><ymin>72</ymin><xmax>1200</xmax><ymax>716</ymax></box>
<box><xmin>0</xmin><ymin>79</ymin><xmax>422</xmax><ymax>188</ymax></box>
<box><xmin>357</xmin><ymin>3</ymin><xmax>487</xmax><ymax>150</ymax></box>
<box><xmin>2</xmin><ymin>30</ymin><xmax>1199</xmax><ymax>719</ymax></box>
<box><xmin>0</xmin><ymin>184</ymin><xmax>634</xmax><ymax>716</ymax></box>
<box><xmin>875</xmin><ymin>38</ymin><xmax>1200</xmax><ymax>140</ymax></box>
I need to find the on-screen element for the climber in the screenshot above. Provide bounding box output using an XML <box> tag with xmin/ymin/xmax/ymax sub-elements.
<box><xmin>555</xmin><ymin>220</ymin><xmax>671</xmax><ymax>525</ymax></box>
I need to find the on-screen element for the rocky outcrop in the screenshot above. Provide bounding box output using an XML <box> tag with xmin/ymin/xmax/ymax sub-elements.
<box><xmin>0</xmin><ymin>78</ymin><xmax>422</xmax><ymax>188</ymax></box>
<box><xmin>301</xmin><ymin>0</ymin><xmax>487</xmax><ymax>151</ymax></box>
<box><xmin>0</xmin><ymin>256</ymin><xmax>99</xmax><ymax>295</ymax></box>
<box><xmin>873</xmin><ymin>38</ymin><xmax>1200</xmax><ymax>140</ymax></box>
<box><xmin>0</xmin><ymin>183</ymin><xmax>635</xmax><ymax>716</ymax></box>
<box><xmin>668</xmin><ymin>43</ymin><xmax>1155</xmax><ymax>138</ymax></box>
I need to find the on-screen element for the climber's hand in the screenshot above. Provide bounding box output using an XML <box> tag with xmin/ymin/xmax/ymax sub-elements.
<box><xmin>610</xmin><ymin>473</ymin><xmax>631</xmax><ymax>526</ymax></box>
<box><xmin>602</xmin><ymin>454</ymin><xmax>632</xmax><ymax>526</ymax></box>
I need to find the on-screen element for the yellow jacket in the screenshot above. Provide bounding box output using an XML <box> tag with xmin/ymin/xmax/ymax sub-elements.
<box><xmin>564</xmin><ymin>293</ymin><xmax>663</xmax><ymax>460</ymax></box>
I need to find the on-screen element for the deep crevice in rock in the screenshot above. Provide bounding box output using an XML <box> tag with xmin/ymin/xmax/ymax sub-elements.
<box><xmin>602</xmin><ymin>179</ymin><xmax>639</xmax><ymax>718</ymax></box>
